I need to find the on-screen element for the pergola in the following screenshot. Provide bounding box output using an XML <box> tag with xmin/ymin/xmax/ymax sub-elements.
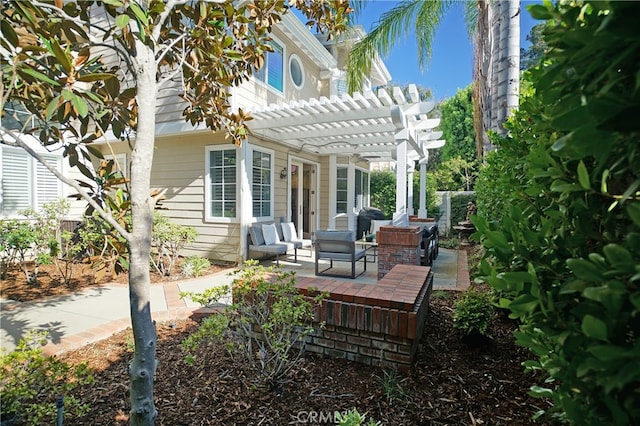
<box><xmin>249</xmin><ymin>83</ymin><xmax>444</xmax><ymax>222</ymax></box>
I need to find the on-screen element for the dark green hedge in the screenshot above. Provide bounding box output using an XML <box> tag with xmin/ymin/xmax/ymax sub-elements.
<box><xmin>475</xmin><ymin>1</ymin><xmax>640</xmax><ymax>423</ymax></box>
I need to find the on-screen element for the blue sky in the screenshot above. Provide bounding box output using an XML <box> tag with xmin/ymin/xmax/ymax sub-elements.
<box><xmin>354</xmin><ymin>1</ymin><xmax>542</xmax><ymax>101</ymax></box>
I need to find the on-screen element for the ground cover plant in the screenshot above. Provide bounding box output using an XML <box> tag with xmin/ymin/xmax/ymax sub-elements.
<box><xmin>475</xmin><ymin>1</ymin><xmax>640</xmax><ymax>423</ymax></box>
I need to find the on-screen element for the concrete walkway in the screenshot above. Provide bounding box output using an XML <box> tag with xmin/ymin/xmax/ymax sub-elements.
<box><xmin>0</xmin><ymin>248</ymin><xmax>469</xmax><ymax>355</ymax></box>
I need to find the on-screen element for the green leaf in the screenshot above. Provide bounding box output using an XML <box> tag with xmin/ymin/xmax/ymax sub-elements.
<box><xmin>51</xmin><ymin>39</ymin><xmax>72</xmax><ymax>73</ymax></box>
<box><xmin>529</xmin><ymin>386</ymin><xmax>554</xmax><ymax>398</ymax></box>
<box><xmin>129</xmin><ymin>3</ymin><xmax>148</xmax><ymax>25</ymax></box>
<box><xmin>1</xmin><ymin>19</ymin><xmax>19</xmax><ymax>47</ymax></box>
<box><xmin>603</xmin><ymin>244</ymin><xmax>633</xmax><ymax>269</ymax></box>
<box><xmin>115</xmin><ymin>14</ymin><xmax>130</xmax><ymax>29</ymax></box>
<box><xmin>626</xmin><ymin>202</ymin><xmax>640</xmax><ymax>227</ymax></box>
<box><xmin>551</xmin><ymin>105</ymin><xmax>590</xmax><ymax>131</ymax></box>
<box><xmin>497</xmin><ymin>271</ymin><xmax>533</xmax><ymax>284</ymax></box>
<box><xmin>71</xmin><ymin>95</ymin><xmax>89</xmax><ymax>117</ymax></box>
<box><xmin>45</xmin><ymin>96</ymin><xmax>61</xmax><ymax>120</ymax></box>
<box><xmin>567</xmin><ymin>258</ymin><xmax>602</xmax><ymax>281</ymax></box>
<box><xmin>550</xmin><ymin>180</ymin><xmax>584</xmax><ymax>193</ymax></box>
<box><xmin>588</xmin><ymin>345</ymin><xmax>632</xmax><ymax>361</ymax></box>
<box><xmin>581</xmin><ymin>315</ymin><xmax>608</xmax><ymax>341</ymax></box>
<box><xmin>508</xmin><ymin>294</ymin><xmax>539</xmax><ymax>314</ymax></box>
<box><xmin>77</xmin><ymin>73</ymin><xmax>116</xmax><ymax>82</ymax></box>
<box><xmin>527</xmin><ymin>4</ymin><xmax>552</xmax><ymax>20</ymax></box>
<box><xmin>20</xmin><ymin>68</ymin><xmax>60</xmax><ymax>86</ymax></box>
<box><xmin>577</xmin><ymin>161</ymin><xmax>590</xmax><ymax>189</ymax></box>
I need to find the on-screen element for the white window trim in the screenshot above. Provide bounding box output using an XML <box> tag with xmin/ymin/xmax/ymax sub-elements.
<box><xmin>252</xmin><ymin>35</ymin><xmax>286</xmax><ymax>95</ymax></box>
<box><xmin>205</xmin><ymin>144</ymin><xmax>239</xmax><ymax>223</ymax></box>
<box><xmin>354</xmin><ymin>166</ymin><xmax>370</xmax><ymax>211</ymax></box>
<box><xmin>248</xmin><ymin>144</ymin><xmax>275</xmax><ymax>221</ymax></box>
<box><xmin>288</xmin><ymin>53</ymin><xmax>304</xmax><ymax>90</ymax></box>
<box><xmin>335</xmin><ymin>164</ymin><xmax>349</xmax><ymax>215</ymax></box>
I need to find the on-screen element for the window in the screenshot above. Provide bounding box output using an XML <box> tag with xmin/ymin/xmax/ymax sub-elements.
<box><xmin>251</xmin><ymin>149</ymin><xmax>272</xmax><ymax>218</ymax></box>
<box><xmin>206</xmin><ymin>146</ymin><xmax>237</xmax><ymax>219</ymax></box>
<box><xmin>1</xmin><ymin>146</ymin><xmax>61</xmax><ymax>216</ymax></box>
<box><xmin>255</xmin><ymin>40</ymin><xmax>284</xmax><ymax>92</ymax></box>
<box><xmin>289</xmin><ymin>54</ymin><xmax>304</xmax><ymax>89</ymax></box>
<box><xmin>355</xmin><ymin>169</ymin><xmax>370</xmax><ymax>210</ymax></box>
<box><xmin>336</xmin><ymin>167</ymin><xmax>348</xmax><ymax>214</ymax></box>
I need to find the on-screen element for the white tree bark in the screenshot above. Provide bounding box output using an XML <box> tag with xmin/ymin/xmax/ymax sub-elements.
<box><xmin>127</xmin><ymin>40</ymin><xmax>159</xmax><ymax>426</ymax></box>
<box><xmin>479</xmin><ymin>0</ymin><xmax>520</xmax><ymax>155</ymax></box>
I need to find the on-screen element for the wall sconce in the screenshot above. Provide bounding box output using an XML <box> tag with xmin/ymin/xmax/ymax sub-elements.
<box><xmin>280</xmin><ymin>167</ymin><xmax>288</xmax><ymax>180</ymax></box>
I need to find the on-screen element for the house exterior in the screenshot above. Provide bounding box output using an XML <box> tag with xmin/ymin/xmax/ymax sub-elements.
<box><xmin>1</xmin><ymin>11</ymin><xmax>443</xmax><ymax>264</ymax></box>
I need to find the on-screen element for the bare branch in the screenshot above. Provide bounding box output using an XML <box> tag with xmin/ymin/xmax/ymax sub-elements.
<box><xmin>151</xmin><ymin>0</ymin><xmax>189</xmax><ymax>42</ymax></box>
<box><xmin>157</xmin><ymin>40</ymin><xmax>188</xmax><ymax>87</ymax></box>
<box><xmin>155</xmin><ymin>32</ymin><xmax>187</xmax><ymax>68</ymax></box>
<box><xmin>0</xmin><ymin>127</ymin><xmax>132</xmax><ymax>242</ymax></box>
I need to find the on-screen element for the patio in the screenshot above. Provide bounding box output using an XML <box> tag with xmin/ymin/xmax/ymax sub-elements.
<box><xmin>257</xmin><ymin>246</ymin><xmax>470</xmax><ymax>369</ymax></box>
<box><xmin>268</xmin><ymin>246</ymin><xmax>468</xmax><ymax>291</ymax></box>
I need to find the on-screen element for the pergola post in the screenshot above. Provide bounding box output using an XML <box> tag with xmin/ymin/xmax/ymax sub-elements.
<box><xmin>407</xmin><ymin>165</ymin><xmax>415</xmax><ymax>216</ymax></box>
<box><xmin>395</xmin><ymin>138</ymin><xmax>407</xmax><ymax>217</ymax></box>
<box><xmin>418</xmin><ymin>159</ymin><xmax>428</xmax><ymax>218</ymax></box>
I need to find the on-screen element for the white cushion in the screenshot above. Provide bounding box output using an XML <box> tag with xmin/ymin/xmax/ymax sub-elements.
<box><xmin>371</xmin><ymin>219</ymin><xmax>392</xmax><ymax>236</ymax></box>
<box><xmin>262</xmin><ymin>223</ymin><xmax>279</xmax><ymax>245</ymax></box>
<box><xmin>281</xmin><ymin>222</ymin><xmax>297</xmax><ymax>241</ymax></box>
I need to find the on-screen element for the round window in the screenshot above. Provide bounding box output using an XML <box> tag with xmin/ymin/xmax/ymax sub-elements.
<box><xmin>289</xmin><ymin>55</ymin><xmax>304</xmax><ymax>89</ymax></box>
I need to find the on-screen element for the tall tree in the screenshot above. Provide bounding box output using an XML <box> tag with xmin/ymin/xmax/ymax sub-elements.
<box><xmin>474</xmin><ymin>0</ymin><xmax>520</xmax><ymax>155</ymax></box>
<box><xmin>0</xmin><ymin>1</ymin><xmax>350</xmax><ymax>424</ymax></box>
<box><xmin>346</xmin><ymin>0</ymin><xmax>520</xmax><ymax>157</ymax></box>
<box><xmin>439</xmin><ymin>85</ymin><xmax>476</xmax><ymax>163</ymax></box>
<box><xmin>520</xmin><ymin>23</ymin><xmax>547</xmax><ymax>70</ymax></box>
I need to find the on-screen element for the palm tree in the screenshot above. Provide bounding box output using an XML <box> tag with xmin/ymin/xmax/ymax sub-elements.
<box><xmin>347</xmin><ymin>0</ymin><xmax>520</xmax><ymax>157</ymax></box>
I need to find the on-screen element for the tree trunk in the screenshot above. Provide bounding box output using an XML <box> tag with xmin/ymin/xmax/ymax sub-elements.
<box><xmin>127</xmin><ymin>42</ymin><xmax>158</xmax><ymax>426</ymax></box>
<box><xmin>477</xmin><ymin>0</ymin><xmax>520</xmax><ymax>157</ymax></box>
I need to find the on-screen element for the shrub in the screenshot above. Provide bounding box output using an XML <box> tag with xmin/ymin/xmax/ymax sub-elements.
<box><xmin>334</xmin><ymin>409</ymin><xmax>381</xmax><ymax>426</ymax></box>
<box><xmin>180</xmin><ymin>255</ymin><xmax>211</xmax><ymax>278</ymax></box>
<box><xmin>475</xmin><ymin>1</ymin><xmax>640</xmax><ymax>422</ymax></box>
<box><xmin>151</xmin><ymin>213</ymin><xmax>197</xmax><ymax>277</ymax></box>
<box><xmin>452</xmin><ymin>290</ymin><xmax>495</xmax><ymax>338</ymax></box>
<box><xmin>370</xmin><ymin>170</ymin><xmax>395</xmax><ymax>219</ymax></box>
<box><xmin>0</xmin><ymin>331</ymin><xmax>93</xmax><ymax>425</ymax></box>
<box><xmin>182</xmin><ymin>261</ymin><xmax>324</xmax><ymax>390</ymax></box>
<box><xmin>78</xmin><ymin>211</ymin><xmax>129</xmax><ymax>281</ymax></box>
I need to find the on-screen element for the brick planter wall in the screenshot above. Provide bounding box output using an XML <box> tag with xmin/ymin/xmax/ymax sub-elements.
<box><xmin>376</xmin><ymin>225</ymin><xmax>422</xmax><ymax>279</ymax></box>
<box><xmin>296</xmin><ymin>264</ymin><xmax>433</xmax><ymax>370</ymax></box>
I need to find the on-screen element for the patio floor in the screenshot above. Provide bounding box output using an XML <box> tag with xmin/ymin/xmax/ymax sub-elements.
<box><xmin>263</xmin><ymin>247</ymin><xmax>469</xmax><ymax>290</ymax></box>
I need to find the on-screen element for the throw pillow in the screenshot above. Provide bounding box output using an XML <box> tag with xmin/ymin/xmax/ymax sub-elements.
<box><xmin>249</xmin><ymin>225</ymin><xmax>265</xmax><ymax>246</ymax></box>
<box><xmin>262</xmin><ymin>223</ymin><xmax>279</xmax><ymax>245</ymax></box>
<box><xmin>282</xmin><ymin>222</ymin><xmax>297</xmax><ymax>241</ymax></box>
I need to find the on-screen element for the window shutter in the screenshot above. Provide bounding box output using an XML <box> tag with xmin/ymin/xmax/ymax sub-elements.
<box><xmin>35</xmin><ymin>155</ymin><xmax>60</xmax><ymax>211</ymax></box>
<box><xmin>1</xmin><ymin>148</ymin><xmax>31</xmax><ymax>215</ymax></box>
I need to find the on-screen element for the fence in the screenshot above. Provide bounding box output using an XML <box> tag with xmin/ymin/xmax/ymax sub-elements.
<box><xmin>435</xmin><ymin>191</ymin><xmax>476</xmax><ymax>235</ymax></box>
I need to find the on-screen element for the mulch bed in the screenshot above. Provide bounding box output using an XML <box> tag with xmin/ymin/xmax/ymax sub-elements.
<box><xmin>59</xmin><ymin>292</ymin><xmax>551</xmax><ymax>425</ymax></box>
<box><xmin>0</xmin><ymin>262</ymin><xmax>228</xmax><ymax>302</ymax></box>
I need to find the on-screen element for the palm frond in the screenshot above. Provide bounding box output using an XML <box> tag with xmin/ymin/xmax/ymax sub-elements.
<box><xmin>414</xmin><ymin>0</ymin><xmax>450</xmax><ymax>71</ymax></box>
<box><xmin>463</xmin><ymin>0</ymin><xmax>478</xmax><ymax>40</ymax></box>
<box><xmin>347</xmin><ymin>0</ymin><xmax>425</xmax><ymax>92</ymax></box>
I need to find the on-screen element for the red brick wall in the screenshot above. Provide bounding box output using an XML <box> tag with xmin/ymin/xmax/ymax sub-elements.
<box><xmin>298</xmin><ymin>264</ymin><xmax>433</xmax><ymax>371</ymax></box>
<box><xmin>376</xmin><ymin>226</ymin><xmax>422</xmax><ymax>279</ymax></box>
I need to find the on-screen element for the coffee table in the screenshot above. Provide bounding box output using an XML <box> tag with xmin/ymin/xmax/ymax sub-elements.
<box><xmin>358</xmin><ymin>239</ymin><xmax>378</xmax><ymax>262</ymax></box>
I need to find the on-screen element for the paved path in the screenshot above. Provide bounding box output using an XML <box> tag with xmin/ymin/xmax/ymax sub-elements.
<box><xmin>0</xmin><ymin>248</ymin><xmax>469</xmax><ymax>355</ymax></box>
